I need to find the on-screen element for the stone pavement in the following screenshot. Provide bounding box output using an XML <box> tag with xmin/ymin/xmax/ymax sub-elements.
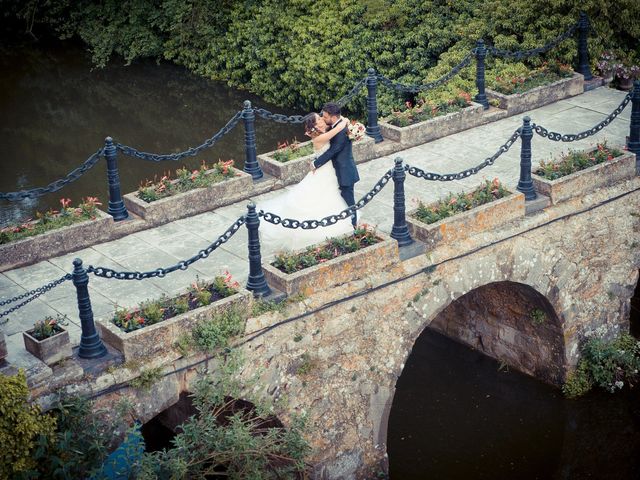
<box><xmin>0</xmin><ymin>86</ymin><xmax>632</xmax><ymax>372</ymax></box>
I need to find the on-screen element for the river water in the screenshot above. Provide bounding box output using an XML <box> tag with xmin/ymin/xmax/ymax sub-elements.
<box><xmin>388</xmin><ymin>328</ymin><xmax>640</xmax><ymax>479</ymax></box>
<box><xmin>0</xmin><ymin>39</ymin><xmax>304</xmax><ymax>227</ymax></box>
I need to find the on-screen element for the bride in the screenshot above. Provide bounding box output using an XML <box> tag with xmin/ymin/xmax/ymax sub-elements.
<box><xmin>258</xmin><ymin>112</ymin><xmax>356</xmax><ymax>252</ymax></box>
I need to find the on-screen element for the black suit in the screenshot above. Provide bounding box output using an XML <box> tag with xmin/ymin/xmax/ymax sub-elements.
<box><xmin>312</xmin><ymin>121</ymin><xmax>360</xmax><ymax>226</ymax></box>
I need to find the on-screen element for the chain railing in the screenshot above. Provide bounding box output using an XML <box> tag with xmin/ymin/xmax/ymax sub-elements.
<box><xmin>406</xmin><ymin>129</ymin><xmax>521</xmax><ymax>181</ymax></box>
<box><xmin>0</xmin><ymin>274</ymin><xmax>72</xmax><ymax>320</ymax></box>
<box><xmin>0</xmin><ymin>150</ymin><xmax>102</xmax><ymax>202</ymax></box>
<box><xmin>375</xmin><ymin>51</ymin><xmax>475</xmax><ymax>94</ymax></box>
<box><xmin>259</xmin><ymin>168</ymin><xmax>393</xmax><ymax>229</ymax></box>
<box><xmin>87</xmin><ymin>216</ymin><xmax>246</xmax><ymax>280</ymax></box>
<box><xmin>532</xmin><ymin>92</ymin><xmax>632</xmax><ymax>142</ymax></box>
<box><xmin>115</xmin><ymin>111</ymin><xmax>243</xmax><ymax>161</ymax></box>
<box><xmin>488</xmin><ymin>22</ymin><xmax>579</xmax><ymax>60</ymax></box>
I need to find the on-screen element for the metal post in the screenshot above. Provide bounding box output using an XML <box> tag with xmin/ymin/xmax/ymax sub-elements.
<box><xmin>72</xmin><ymin>258</ymin><xmax>107</xmax><ymax>359</ymax></box>
<box><xmin>366</xmin><ymin>68</ymin><xmax>384</xmax><ymax>143</ymax></box>
<box><xmin>104</xmin><ymin>137</ymin><xmax>128</xmax><ymax>221</ymax></box>
<box><xmin>242</xmin><ymin>100</ymin><xmax>263</xmax><ymax>180</ymax></box>
<box><xmin>474</xmin><ymin>39</ymin><xmax>489</xmax><ymax>110</ymax></box>
<box><xmin>577</xmin><ymin>12</ymin><xmax>593</xmax><ymax>81</ymax></box>
<box><xmin>517</xmin><ymin>116</ymin><xmax>537</xmax><ymax>201</ymax></box>
<box><xmin>245</xmin><ymin>203</ymin><xmax>271</xmax><ymax>297</ymax></box>
<box><xmin>628</xmin><ymin>80</ymin><xmax>640</xmax><ymax>172</ymax></box>
<box><xmin>390</xmin><ymin>158</ymin><xmax>413</xmax><ymax>247</ymax></box>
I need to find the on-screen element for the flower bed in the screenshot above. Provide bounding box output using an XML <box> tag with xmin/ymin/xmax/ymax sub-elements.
<box><xmin>23</xmin><ymin>314</ymin><xmax>72</xmax><ymax>366</ymax></box>
<box><xmin>123</xmin><ymin>160</ymin><xmax>253</xmax><ymax>226</ymax></box>
<box><xmin>0</xmin><ymin>198</ymin><xmax>112</xmax><ymax>272</ymax></box>
<box><xmin>406</xmin><ymin>179</ymin><xmax>525</xmax><ymax>250</ymax></box>
<box><xmin>257</xmin><ymin>136</ymin><xmax>376</xmax><ymax>186</ymax></box>
<box><xmin>262</xmin><ymin>226</ymin><xmax>398</xmax><ymax>296</ymax></box>
<box><xmin>532</xmin><ymin>143</ymin><xmax>636</xmax><ymax>204</ymax></box>
<box><xmin>486</xmin><ymin>63</ymin><xmax>583</xmax><ymax>116</ymax></box>
<box><xmin>97</xmin><ymin>274</ymin><xmax>252</xmax><ymax>360</ymax></box>
<box><xmin>378</xmin><ymin>101</ymin><xmax>504</xmax><ymax>148</ymax></box>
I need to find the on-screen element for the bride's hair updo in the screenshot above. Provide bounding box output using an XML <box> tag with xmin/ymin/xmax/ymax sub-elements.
<box><xmin>303</xmin><ymin>112</ymin><xmax>320</xmax><ymax>137</ymax></box>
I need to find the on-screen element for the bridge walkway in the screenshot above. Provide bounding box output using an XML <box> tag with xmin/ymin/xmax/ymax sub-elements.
<box><xmin>0</xmin><ymin>86</ymin><xmax>631</xmax><ymax>372</ymax></box>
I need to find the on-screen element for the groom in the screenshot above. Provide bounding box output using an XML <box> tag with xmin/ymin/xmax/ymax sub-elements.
<box><xmin>311</xmin><ymin>102</ymin><xmax>360</xmax><ymax>227</ymax></box>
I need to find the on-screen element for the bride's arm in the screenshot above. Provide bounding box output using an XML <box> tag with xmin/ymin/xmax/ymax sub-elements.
<box><xmin>311</xmin><ymin>117</ymin><xmax>349</xmax><ymax>147</ymax></box>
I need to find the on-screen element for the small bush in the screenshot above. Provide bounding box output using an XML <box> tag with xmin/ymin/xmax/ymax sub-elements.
<box><xmin>192</xmin><ymin>307</ymin><xmax>245</xmax><ymax>352</ymax></box>
<box><xmin>535</xmin><ymin>141</ymin><xmax>623</xmax><ymax>180</ymax></box>
<box><xmin>562</xmin><ymin>333</ymin><xmax>640</xmax><ymax>398</ymax></box>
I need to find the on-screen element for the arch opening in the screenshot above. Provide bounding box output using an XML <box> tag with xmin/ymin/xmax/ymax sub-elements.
<box><xmin>429</xmin><ymin>280</ymin><xmax>565</xmax><ymax>384</ymax></box>
<box><xmin>630</xmin><ymin>269</ymin><xmax>640</xmax><ymax>339</ymax></box>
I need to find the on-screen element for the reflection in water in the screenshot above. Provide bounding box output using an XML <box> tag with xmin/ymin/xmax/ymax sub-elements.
<box><xmin>388</xmin><ymin>328</ymin><xmax>640</xmax><ymax>480</ymax></box>
<box><xmin>0</xmin><ymin>40</ymin><xmax>305</xmax><ymax>226</ymax></box>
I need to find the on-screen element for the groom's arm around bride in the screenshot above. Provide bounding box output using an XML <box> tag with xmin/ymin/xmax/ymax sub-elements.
<box><xmin>311</xmin><ymin>102</ymin><xmax>360</xmax><ymax>227</ymax></box>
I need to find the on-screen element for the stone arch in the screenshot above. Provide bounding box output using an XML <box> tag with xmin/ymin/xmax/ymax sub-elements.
<box><xmin>629</xmin><ymin>269</ymin><xmax>640</xmax><ymax>338</ymax></box>
<box><xmin>428</xmin><ymin>281</ymin><xmax>565</xmax><ymax>384</ymax></box>
<box><xmin>377</xmin><ymin>276</ymin><xmax>567</xmax><ymax>458</ymax></box>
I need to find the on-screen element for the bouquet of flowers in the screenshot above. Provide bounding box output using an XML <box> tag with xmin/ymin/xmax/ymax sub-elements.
<box><xmin>347</xmin><ymin>120</ymin><xmax>366</xmax><ymax>141</ymax></box>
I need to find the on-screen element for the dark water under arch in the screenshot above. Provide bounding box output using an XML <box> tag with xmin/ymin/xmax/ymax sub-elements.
<box><xmin>388</xmin><ymin>289</ymin><xmax>640</xmax><ymax>480</ymax></box>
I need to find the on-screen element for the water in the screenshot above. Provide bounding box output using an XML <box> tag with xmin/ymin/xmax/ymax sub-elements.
<box><xmin>0</xmin><ymin>39</ymin><xmax>305</xmax><ymax>227</ymax></box>
<box><xmin>388</xmin><ymin>328</ymin><xmax>640</xmax><ymax>479</ymax></box>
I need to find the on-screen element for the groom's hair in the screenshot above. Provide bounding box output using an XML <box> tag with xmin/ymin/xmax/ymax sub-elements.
<box><xmin>321</xmin><ymin>102</ymin><xmax>341</xmax><ymax>117</ymax></box>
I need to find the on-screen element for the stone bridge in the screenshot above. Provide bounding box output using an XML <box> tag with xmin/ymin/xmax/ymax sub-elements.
<box><xmin>2</xmin><ymin>87</ymin><xmax>639</xmax><ymax>479</ymax></box>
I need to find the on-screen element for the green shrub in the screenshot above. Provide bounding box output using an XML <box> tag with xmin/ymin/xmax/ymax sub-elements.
<box><xmin>562</xmin><ymin>332</ymin><xmax>640</xmax><ymax>398</ymax></box>
<box><xmin>0</xmin><ymin>370</ymin><xmax>56</xmax><ymax>478</ymax></box>
<box><xmin>192</xmin><ymin>307</ymin><xmax>245</xmax><ymax>352</ymax></box>
<box><xmin>12</xmin><ymin>0</ymin><xmax>638</xmax><ymax>116</ymax></box>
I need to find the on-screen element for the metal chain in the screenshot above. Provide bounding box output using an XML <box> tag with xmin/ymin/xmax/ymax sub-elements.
<box><xmin>0</xmin><ymin>274</ymin><xmax>73</xmax><ymax>319</ymax></box>
<box><xmin>488</xmin><ymin>23</ymin><xmax>578</xmax><ymax>60</ymax></box>
<box><xmin>532</xmin><ymin>92</ymin><xmax>632</xmax><ymax>142</ymax></box>
<box><xmin>336</xmin><ymin>77</ymin><xmax>368</xmax><ymax>107</ymax></box>
<box><xmin>375</xmin><ymin>51</ymin><xmax>474</xmax><ymax>94</ymax></box>
<box><xmin>0</xmin><ymin>150</ymin><xmax>103</xmax><ymax>202</ymax></box>
<box><xmin>253</xmin><ymin>109</ymin><xmax>307</xmax><ymax>124</ymax></box>
<box><xmin>87</xmin><ymin>216</ymin><xmax>246</xmax><ymax>280</ymax></box>
<box><xmin>115</xmin><ymin>111</ymin><xmax>243</xmax><ymax>162</ymax></box>
<box><xmin>259</xmin><ymin>169</ymin><xmax>393</xmax><ymax>228</ymax></box>
<box><xmin>406</xmin><ymin>129</ymin><xmax>521</xmax><ymax>181</ymax></box>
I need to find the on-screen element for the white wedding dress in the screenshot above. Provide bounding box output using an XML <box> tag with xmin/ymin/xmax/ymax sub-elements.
<box><xmin>259</xmin><ymin>143</ymin><xmax>356</xmax><ymax>252</ymax></box>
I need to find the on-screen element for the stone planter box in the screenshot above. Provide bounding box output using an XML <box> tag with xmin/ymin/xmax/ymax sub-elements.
<box><xmin>262</xmin><ymin>232</ymin><xmax>398</xmax><ymax>297</ymax></box>
<box><xmin>97</xmin><ymin>289</ymin><xmax>252</xmax><ymax>361</ymax></box>
<box><xmin>406</xmin><ymin>192</ymin><xmax>525</xmax><ymax>251</ymax></box>
<box><xmin>123</xmin><ymin>170</ymin><xmax>253</xmax><ymax>226</ymax></box>
<box><xmin>486</xmin><ymin>72</ymin><xmax>584</xmax><ymax>116</ymax></box>
<box><xmin>532</xmin><ymin>147</ymin><xmax>636</xmax><ymax>205</ymax></box>
<box><xmin>378</xmin><ymin>102</ymin><xmax>504</xmax><ymax>148</ymax></box>
<box><xmin>23</xmin><ymin>328</ymin><xmax>72</xmax><ymax>366</ymax></box>
<box><xmin>0</xmin><ymin>209</ymin><xmax>113</xmax><ymax>272</ymax></box>
<box><xmin>257</xmin><ymin>136</ymin><xmax>376</xmax><ymax>187</ymax></box>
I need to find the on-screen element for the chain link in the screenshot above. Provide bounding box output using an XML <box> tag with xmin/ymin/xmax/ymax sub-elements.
<box><xmin>488</xmin><ymin>23</ymin><xmax>578</xmax><ymax>60</ymax></box>
<box><xmin>406</xmin><ymin>129</ymin><xmax>521</xmax><ymax>181</ymax></box>
<box><xmin>336</xmin><ymin>77</ymin><xmax>368</xmax><ymax>107</ymax></box>
<box><xmin>0</xmin><ymin>274</ymin><xmax>72</xmax><ymax>319</ymax></box>
<box><xmin>260</xmin><ymin>169</ymin><xmax>393</xmax><ymax>228</ymax></box>
<box><xmin>376</xmin><ymin>51</ymin><xmax>474</xmax><ymax>94</ymax></box>
<box><xmin>532</xmin><ymin>92</ymin><xmax>632</xmax><ymax>142</ymax></box>
<box><xmin>115</xmin><ymin>111</ymin><xmax>243</xmax><ymax>162</ymax></box>
<box><xmin>87</xmin><ymin>216</ymin><xmax>246</xmax><ymax>280</ymax></box>
<box><xmin>0</xmin><ymin>150</ymin><xmax>102</xmax><ymax>202</ymax></box>
<box><xmin>253</xmin><ymin>109</ymin><xmax>307</xmax><ymax>124</ymax></box>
